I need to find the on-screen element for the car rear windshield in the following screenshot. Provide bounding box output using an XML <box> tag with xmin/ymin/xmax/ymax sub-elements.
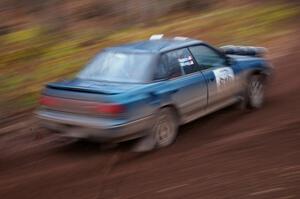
<box><xmin>78</xmin><ymin>51</ymin><xmax>153</xmax><ymax>83</ymax></box>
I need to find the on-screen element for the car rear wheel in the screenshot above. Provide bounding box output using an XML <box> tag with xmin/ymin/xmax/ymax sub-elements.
<box><xmin>246</xmin><ymin>75</ymin><xmax>265</xmax><ymax>109</ymax></box>
<box><xmin>132</xmin><ymin>108</ymin><xmax>178</xmax><ymax>152</ymax></box>
<box><xmin>153</xmin><ymin>108</ymin><xmax>178</xmax><ymax>148</ymax></box>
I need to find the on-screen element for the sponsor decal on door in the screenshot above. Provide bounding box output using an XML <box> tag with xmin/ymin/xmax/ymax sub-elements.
<box><xmin>213</xmin><ymin>67</ymin><xmax>235</xmax><ymax>90</ymax></box>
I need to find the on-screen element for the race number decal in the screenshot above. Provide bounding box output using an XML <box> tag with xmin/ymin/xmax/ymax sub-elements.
<box><xmin>213</xmin><ymin>67</ymin><xmax>235</xmax><ymax>90</ymax></box>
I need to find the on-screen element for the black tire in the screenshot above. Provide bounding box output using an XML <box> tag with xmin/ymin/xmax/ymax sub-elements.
<box><xmin>132</xmin><ymin>108</ymin><xmax>178</xmax><ymax>152</ymax></box>
<box><xmin>245</xmin><ymin>75</ymin><xmax>265</xmax><ymax>109</ymax></box>
<box><xmin>152</xmin><ymin>108</ymin><xmax>178</xmax><ymax>148</ymax></box>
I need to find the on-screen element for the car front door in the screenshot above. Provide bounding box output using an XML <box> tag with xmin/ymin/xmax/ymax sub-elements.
<box><xmin>155</xmin><ymin>48</ymin><xmax>208</xmax><ymax>123</ymax></box>
<box><xmin>189</xmin><ymin>44</ymin><xmax>238</xmax><ymax>110</ymax></box>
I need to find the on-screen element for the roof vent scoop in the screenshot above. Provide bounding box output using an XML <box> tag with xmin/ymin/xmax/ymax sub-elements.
<box><xmin>150</xmin><ymin>34</ymin><xmax>164</xmax><ymax>40</ymax></box>
<box><xmin>220</xmin><ymin>45</ymin><xmax>267</xmax><ymax>57</ymax></box>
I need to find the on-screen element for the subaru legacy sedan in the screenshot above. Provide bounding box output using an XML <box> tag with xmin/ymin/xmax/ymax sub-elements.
<box><xmin>36</xmin><ymin>35</ymin><xmax>272</xmax><ymax>151</ymax></box>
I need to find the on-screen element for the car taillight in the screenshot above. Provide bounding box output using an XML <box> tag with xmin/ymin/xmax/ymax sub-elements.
<box><xmin>95</xmin><ymin>103</ymin><xmax>125</xmax><ymax>115</ymax></box>
<box><xmin>39</xmin><ymin>95</ymin><xmax>125</xmax><ymax>116</ymax></box>
<box><xmin>39</xmin><ymin>96</ymin><xmax>61</xmax><ymax>107</ymax></box>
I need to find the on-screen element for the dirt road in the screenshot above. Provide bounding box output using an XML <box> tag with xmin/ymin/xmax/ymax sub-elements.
<box><xmin>0</xmin><ymin>42</ymin><xmax>299</xmax><ymax>199</ymax></box>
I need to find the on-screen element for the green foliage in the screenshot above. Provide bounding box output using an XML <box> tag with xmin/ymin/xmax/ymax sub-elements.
<box><xmin>3</xmin><ymin>27</ymin><xmax>42</xmax><ymax>43</ymax></box>
<box><xmin>43</xmin><ymin>40</ymin><xmax>81</xmax><ymax>60</ymax></box>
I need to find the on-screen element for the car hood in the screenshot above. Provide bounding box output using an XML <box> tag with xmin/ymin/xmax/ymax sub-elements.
<box><xmin>46</xmin><ymin>79</ymin><xmax>145</xmax><ymax>95</ymax></box>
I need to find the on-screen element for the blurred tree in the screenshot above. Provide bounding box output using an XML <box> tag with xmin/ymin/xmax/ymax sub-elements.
<box><xmin>3</xmin><ymin>0</ymin><xmax>298</xmax><ymax>34</ymax></box>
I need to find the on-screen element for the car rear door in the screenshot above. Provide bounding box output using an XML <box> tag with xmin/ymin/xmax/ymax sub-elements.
<box><xmin>155</xmin><ymin>48</ymin><xmax>208</xmax><ymax>123</ymax></box>
<box><xmin>189</xmin><ymin>44</ymin><xmax>238</xmax><ymax>109</ymax></box>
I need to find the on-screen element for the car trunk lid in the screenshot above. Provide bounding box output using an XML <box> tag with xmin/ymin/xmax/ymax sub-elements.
<box><xmin>46</xmin><ymin>79</ymin><xmax>143</xmax><ymax>95</ymax></box>
<box><xmin>41</xmin><ymin>79</ymin><xmax>143</xmax><ymax>117</ymax></box>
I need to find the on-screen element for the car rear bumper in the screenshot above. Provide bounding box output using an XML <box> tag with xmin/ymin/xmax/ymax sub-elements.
<box><xmin>35</xmin><ymin>110</ymin><xmax>154</xmax><ymax>142</ymax></box>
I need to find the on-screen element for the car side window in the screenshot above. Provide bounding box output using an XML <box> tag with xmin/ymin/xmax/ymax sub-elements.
<box><xmin>189</xmin><ymin>45</ymin><xmax>225</xmax><ymax>68</ymax></box>
<box><xmin>155</xmin><ymin>48</ymin><xmax>199</xmax><ymax>80</ymax></box>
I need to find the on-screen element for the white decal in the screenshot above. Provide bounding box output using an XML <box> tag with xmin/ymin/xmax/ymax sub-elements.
<box><xmin>213</xmin><ymin>67</ymin><xmax>235</xmax><ymax>90</ymax></box>
<box><xmin>178</xmin><ymin>56</ymin><xmax>194</xmax><ymax>67</ymax></box>
<box><xmin>179</xmin><ymin>60</ymin><xmax>194</xmax><ymax>67</ymax></box>
<box><xmin>178</xmin><ymin>56</ymin><xmax>192</xmax><ymax>63</ymax></box>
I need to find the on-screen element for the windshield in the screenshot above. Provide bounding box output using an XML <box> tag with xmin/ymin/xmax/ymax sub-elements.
<box><xmin>78</xmin><ymin>51</ymin><xmax>153</xmax><ymax>83</ymax></box>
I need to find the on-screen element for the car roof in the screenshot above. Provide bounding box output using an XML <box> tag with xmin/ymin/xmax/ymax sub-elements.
<box><xmin>105</xmin><ymin>38</ymin><xmax>203</xmax><ymax>54</ymax></box>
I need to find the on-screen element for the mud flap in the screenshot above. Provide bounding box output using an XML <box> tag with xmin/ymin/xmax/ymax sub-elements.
<box><xmin>131</xmin><ymin>133</ymin><xmax>156</xmax><ymax>152</ymax></box>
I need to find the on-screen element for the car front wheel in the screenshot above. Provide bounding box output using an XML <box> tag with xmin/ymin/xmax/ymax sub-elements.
<box><xmin>246</xmin><ymin>75</ymin><xmax>265</xmax><ymax>109</ymax></box>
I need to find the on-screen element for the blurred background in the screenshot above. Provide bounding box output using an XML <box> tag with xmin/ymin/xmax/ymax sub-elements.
<box><xmin>0</xmin><ymin>0</ymin><xmax>299</xmax><ymax>122</ymax></box>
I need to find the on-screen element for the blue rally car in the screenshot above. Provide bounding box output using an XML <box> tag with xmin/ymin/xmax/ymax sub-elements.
<box><xmin>36</xmin><ymin>35</ymin><xmax>272</xmax><ymax>151</ymax></box>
